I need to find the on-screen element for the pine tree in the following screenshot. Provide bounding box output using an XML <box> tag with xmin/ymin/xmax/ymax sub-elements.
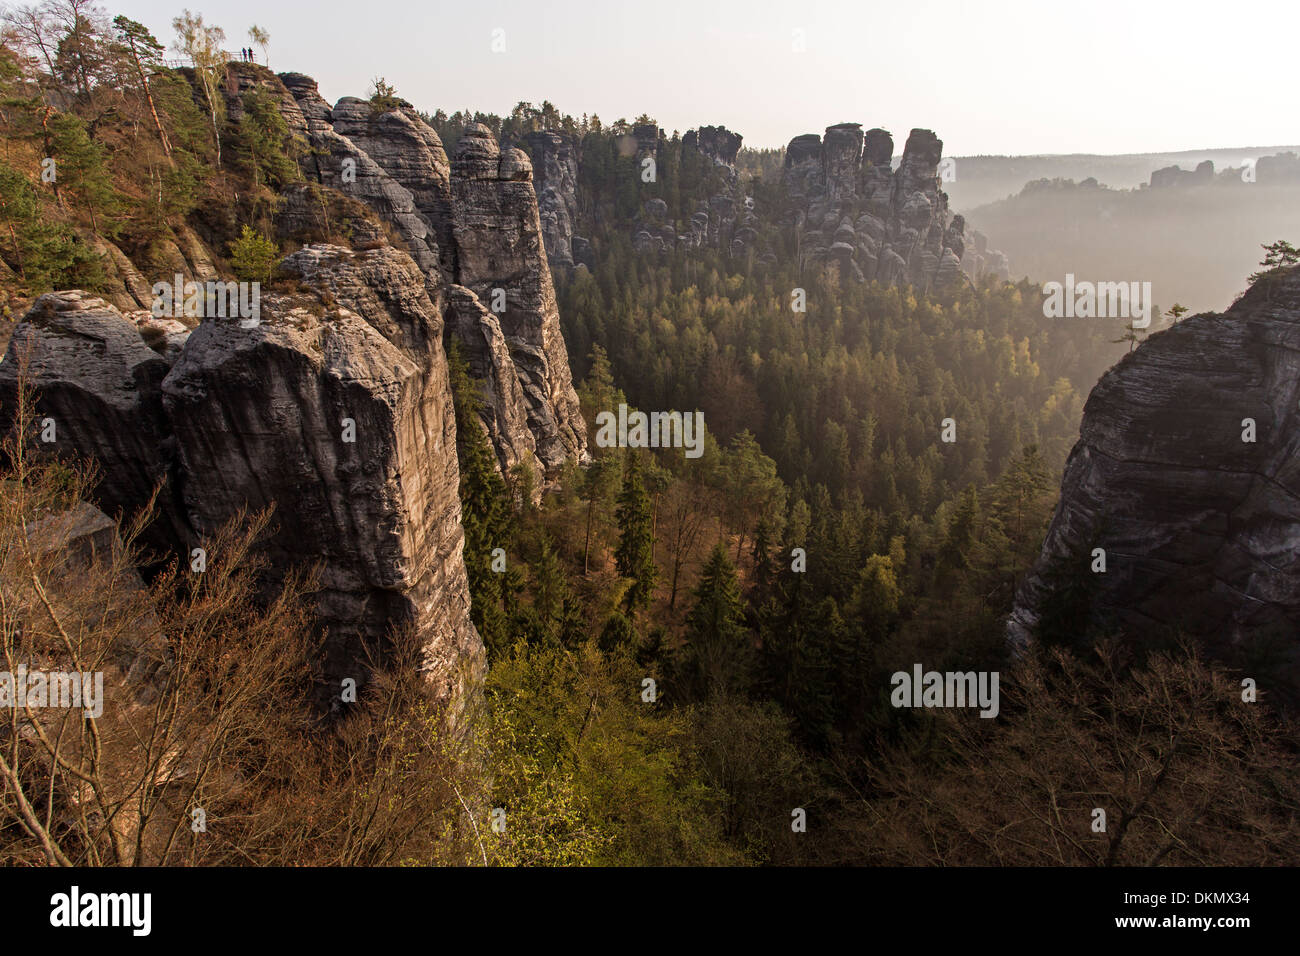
<box><xmin>987</xmin><ymin>445</ymin><xmax>1053</xmax><ymax>594</ymax></box>
<box><xmin>675</xmin><ymin>543</ymin><xmax>751</xmax><ymax>700</ymax></box>
<box><xmin>580</xmin><ymin>454</ymin><xmax>619</xmax><ymax>574</ymax></box>
<box><xmin>111</xmin><ymin>16</ymin><xmax>171</xmax><ymax>157</ymax></box>
<box><xmin>937</xmin><ymin>486</ymin><xmax>980</xmax><ymax>577</ymax></box>
<box><xmin>599</xmin><ymin>611</ymin><xmax>637</xmax><ymax>656</ymax></box>
<box><xmin>530</xmin><ymin>532</ymin><xmax>575</xmax><ymax>646</ymax></box>
<box><xmin>0</xmin><ymin>160</ymin><xmax>102</xmax><ymax>291</ymax></box>
<box><xmin>228</xmin><ymin>225</ymin><xmax>279</xmax><ymax>284</ymax></box>
<box><xmin>47</xmin><ymin>109</ymin><xmax>122</xmax><ymax>236</ymax></box>
<box><xmin>448</xmin><ymin>340</ymin><xmax>513</xmax><ymax>656</ymax></box>
<box><xmin>1249</xmin><ymin>240</ymin><xmax>1300</xmax><ymax>283</ymax></box>
<box><xmin>750</xmin><ymin>517</ymin><xmax>775</xmax><ymax>594</ymax></box>
<box><xmin>783</xmin><ymin>595</ymin><xmax>845</xmax><ymax>747</ymax></box>
<box><xmin>236</xmin><ymin>87</ymin><xmax>299</xmax><ymax>201</ymax></box>
<box><xmin>614</xmin><ymin>454</ymin><xmax>656</xmax><ymax>613</ymax></box>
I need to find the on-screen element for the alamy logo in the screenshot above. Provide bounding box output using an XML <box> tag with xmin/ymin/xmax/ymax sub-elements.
<box><xmin>1042</xmin><ymin>274</ymin><xmax>1151</xmax><ymax>328</ymax></box>
<box><xmin>0</xmin><ymin>667</ymin><xmax>103</xmax><ymax>718</ymax></box>
<box><xmin>890</xmin><ymin>664</ymin><xmax>1000</xmax><ymax>718</ymax></box>
<box><xmin>50</xmin><ymin>886</ymin><xmax>151</xmax><ymax>936</ymax></box>
<box><xmin>594</xmin><ymin>403</ymin><xmax>705</xmax><ymax>458</ymax></box>
<box><xmin>151</xmin><ymin>275</ymin><xmax>261</xmax><ymax>328</ymax></box>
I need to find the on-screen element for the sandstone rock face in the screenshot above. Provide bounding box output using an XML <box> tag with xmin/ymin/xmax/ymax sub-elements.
<box><xmin>611</xmin><ymin>117</ymin><xmax>1006</xmax><ymax>286</ymax></box>
<box><xmin>133</xmin><ymin>314</ymin><xmax>191</xmax><ymax>363</ymax></box>
<box><xmin>281</xmin><ymin>75</ymin><xmax>442</xmax><ymax>277</ymax></box>
<box><xmin>165</xmin><ymin>247</ymin><xmax>482</xmax><ymax>700</ymax></box>
<box><xmin>449</xmin><ymin>135</ymin><xmax>586</xmax><ymax>471</ymax></box>
<box><xmin>783</xmin><ymin>133</ymin><xmax>825</xmax><ymax>199</ymax></box>
<box><xmin>524</xmin><ymin>131</ymin><xmax>581</xmax><ymax>270</ymax></box>
<box><xmin>960</xmin><ymin>227</ymin><xmax>1011</xmax><ymax>283</ymax></box>
<box><xmin>271</xmin><ymin>77</ymin><xmax>587</xmax><ymax>481</ymax></box>
<box><xmin>329</xmin><ymin>98</ymin><xmax>457</xmax><ymax>272</ymax></box>
<box><xmin>1256</xmin><ymin>151</ymin><xmax>1300</xmax><ymax>183</ymax></box>
<box><xmin>0</xmin><ymin>292</ymin><xmax>186</xmax><ymax>552</ymax></box>
<box><xmin>445</xmin><ymin>284</ymin><xmax>544</xmax><ymax>486</ymax></box>
<box><xmin>274</xmin><ymin>182</ymin><xmax>388</xmax><ymax>249</ymax></box>
<box><xmin>25</xmin><ymin>499</ymin><xmax>120</xmax><ymax>567</ymax></box>
<box><xmin>628</xmin><ymin>124</ymin><xmax>761</xmax><ymax>259</ymax></box>
<box><xmin>780</xmin><ymin>125</ymin><xmax>973</xmax><ymax>290</ymax></box>
<box><xmin>620</xmin><ymin>118</ymin><xmax>1002</xmax><ymax>289</ymax></box>
<box><xmin>225</xmin><ymin>63</ymin><xmax>311</xmax><ymax>143</ymax></box>
<box><xmin>633</xmin><ymin>124</ymin><xmax>659</xmax><ymax>163</ymax></box>
<box><xmin>174</xmin><ymin>225</ymin><xmax>219</xmax><ymax>283</ymax></box>
<box><xmin>3</xmin><ymin>69</ymin><xmax>595</xmax><ymax>712</ymax></box>
<box><xmin>823</xmin><ymin>123</ymin><xmax>864</xmax><ymax>201</ymax></box>
<box><xmin>683</xmin><ymin>125</ymin><xmax>743</xmax><ymax>169</ymax></box>
<box><xmin>1149</xmin><ymin>159</ymin><xmax>1215</xmax><ymax>188</ymax></box>
<box><xmin>92</xmin><ymin>237</ymin><xmax>154</xmax><ymax>312</ymax></box>
<box><xmin>1008</xmin><ymin>267</ymin><xmax>1300</xmax><ymax>651</ymax></box>
<box><xmin>1</xmin><ymin>251</ymin><xmax>487</xmax><ymax>707</ymax></box>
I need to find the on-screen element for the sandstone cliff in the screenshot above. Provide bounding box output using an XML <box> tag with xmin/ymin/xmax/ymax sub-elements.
<box><xmin>628</xmin><ymin>124</ymin><xmax>763</xmax><ymax>262</ymax></box>
<box><xmin>274</xmin><ymin>73</ymin><xmax>587</xmax><ymax>480</ymax></box>
<box><xmin>1008</xmin><ymin>266</ymin><xmax>1300</xmax><ymax>654</ymax></box>
<box><xmin>612</xmin><ymin>119</ymin><xmax>1005</xmax><ymax>288</ymax></box>
<box><xmin>523</xmin><ymin>131</ymin><xmax>583</xmax><ymax>270</ymax></box>
<box><xmin>1</xmin><ymin>246</ymin><xmax>486</xmax><ymax>706</ymax></box>
<box><xmin>0</xmin><ymin>65</ymin><xmax>600</xmax><ymax>706</ymax></box>
<box><xmin>0</xmin><ymin>292</ymin><xmax>185</xmax><ymax>554</ymax></box>
<box><xmin>449</xmin><ymin>127</ymin><xmax>587</xmax><ymax>472</ymax></box>
<box><xmin>782</xmin><ymin>125</ymin><xmax>987</xmax><ymax>290</ymax></box>
<box><xmin>278</xmin><ymin>72</ymin><xmax>443</xmax><ymax>278</ymax></box>
<box><xmin>683</xmin><ymin>126</ymin><xmax>744</xmax><ymax>172</ymax></box>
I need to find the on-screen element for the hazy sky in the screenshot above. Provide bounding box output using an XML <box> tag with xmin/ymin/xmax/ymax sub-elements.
<box><xmin>115</xmin><ymin>0</ymin><xmax>1296</xmax><ymax>155</ymax></box>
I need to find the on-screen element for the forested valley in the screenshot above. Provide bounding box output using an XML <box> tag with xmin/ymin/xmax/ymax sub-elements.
<box><xmin>2</xmin><ymin>6</ymin><xmax>1297</xmax><ymax>867</ymax></box>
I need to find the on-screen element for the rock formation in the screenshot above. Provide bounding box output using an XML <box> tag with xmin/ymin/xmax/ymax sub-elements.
<box><xmin>0</xmin><ymin>292</ymin><xmax>186</xmax><ymax>553</ymax></box>
<box><xmin>0</xmin><ymin>66</ymin><xmax>596</xmax><ymax>708</ymax></box>
<box><xmin>1256</xmin><ymin>151</ymin><xmax>1300</xmax><ymax>183</ymax></box>
<box><xmin>328</xmin><ymin>97</ymin><xmax>457</xmax><ymax>272</ymax></box>
<box><xmin>628</xmin><ymin>124</ymin><xmax>760</xmax><ymax>260</ymax></box>
<box><xmin>616</xmin><ymin>119</ymin><xmax>1006</xmax><ymax>289</ymax></box>
<box><xmin>168</xmin><ymin>246</ymin><xmax>482</xmax><ymax>700</ymax></box>
<box><xmin>822</xmin><ymin>123</ymin><xmax>864</xmax><ymax>201</ymax></box>
<box><xmin>274</xmin><ymin>78</ymin><xmax>587</xmax><ymax>481</ymax></box>
<box><xmin>445</xmin><ymin>284</ymin><xmax>544</xmax><ymax>480</ymax></box>
<box><xmin>523</xmin><ymin>131</ymin><xmax>584</xmax><ymax>270</ymax></box>
<box><xmin>1149</xmin><ymin>152</ymin><xmax>1300</xmax><ymax>187</ymax></box>
<box><xmin>1008</xmin><ymin>266</ymin><xmax>1300</xmax><ymax>653</ymax></box>
<box><xmin>960</xmin><ymin>227</ymin><xmax>1012</xmax><ymax>283</ymax></box>
<box><xmin>1</xmin><ymin>246</ymin><xmax>487</xmax><ymax>706</ymax></box>
<box><xmin>633</xmin><ymin>124</ymin><xmax>659</xmax><ymax>164</ymax></box>
<box><xmin>449</xmin><ymin>128</ymin><xmax>586</xmax><ymax>472</ymax></box>
<box><xmin>279</xmin><ymin>73</ymin><xmax>442</xmax><ymax>278</ymax></box>
<box><xmin>683</xmin><ymin>126</ymin><xmax>743</xmax><ymax>173</ymax></box>
<box><xmin>1149</xmin><ymin>159</ymin><xmax>1215</xmax><ymax>188</ymax></box>
<box><xmin>781</xmin><ymin>125</ymin><xmax>973</xmax><ymax>290</ymax></box>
